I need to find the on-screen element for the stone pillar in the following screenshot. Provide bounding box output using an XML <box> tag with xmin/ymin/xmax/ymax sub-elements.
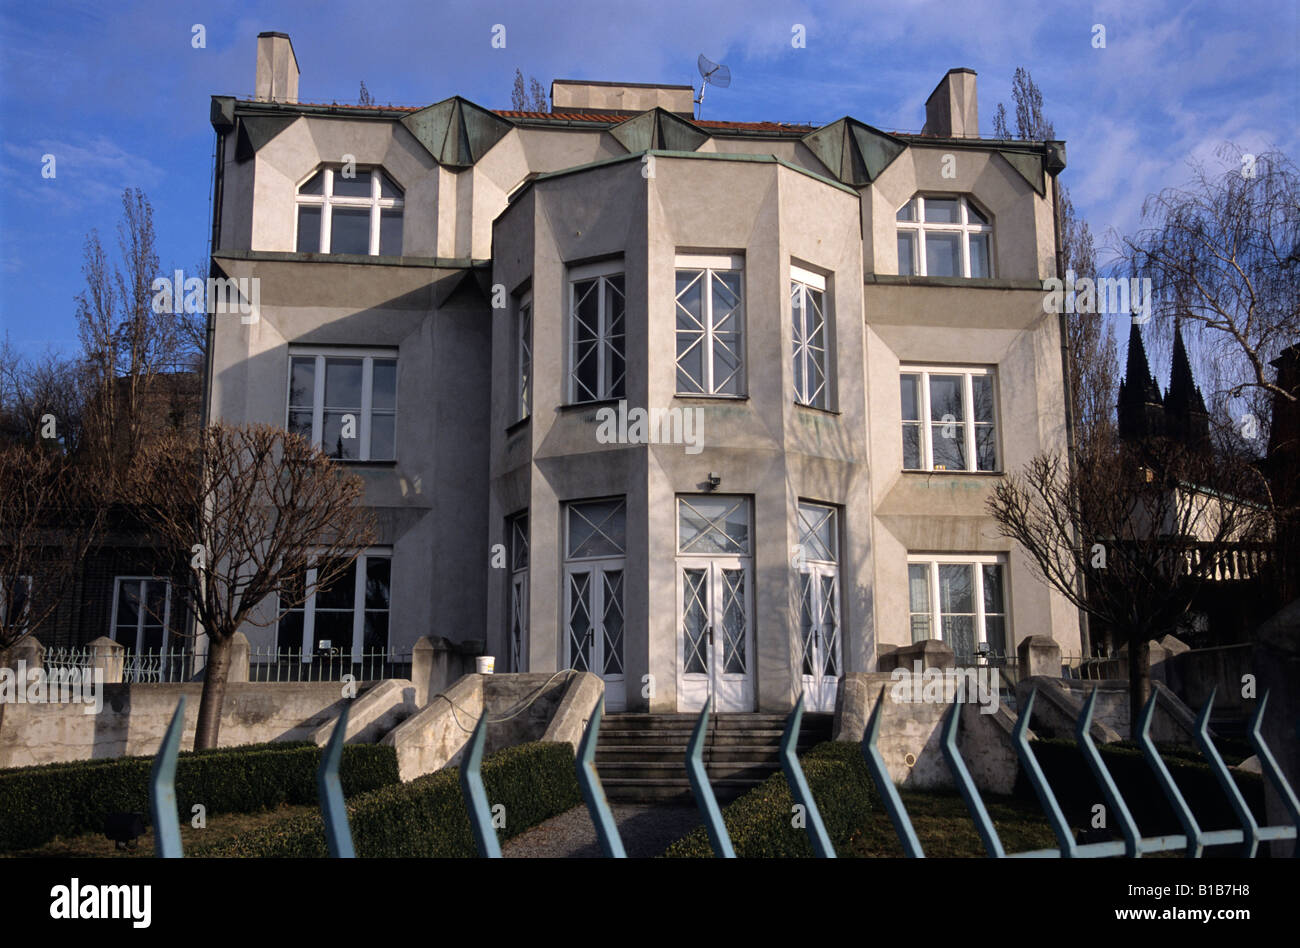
<box><xmin>2</xmin><ymin>635</ymin><xmax>44</xmax><ymax>672</ymax></box>
<box><xmin>1017</xmin><ymin>635</ymin><xmax>1062</xmax><ymax>679</ymax></box>
<box><xmin>227</xmin><ymin>632</ymin><xmax>250</xmax><ymax>683</ymax></box>
<box><xmin>87</xmin><ymin>636</ymin><xmax>125</xmax><ymax>684</ymax></box>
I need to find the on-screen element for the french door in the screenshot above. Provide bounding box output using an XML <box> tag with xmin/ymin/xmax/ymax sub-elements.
<box><xmin>678</xmin><ymin>560</ymin><xmax>753</xmax><ymax>712</ymax></box>
<box><xmin>796</xmin><ymin>503</ymin><xmax>842</xmax><ymax>712</ymax></box>
<box><xmin>563</xmin><ymin>498</ymin><xmax>627</xmax><ymax>710</ymax></box>
<box><xmin>676</xmin><ymin>495</ymin><xmax>754</xmax><ymax>712</ymax></box>
<box><xmin>565</xmin><ymin>562</ymin><xmax>625</xmax><ymax>710</ymax></box>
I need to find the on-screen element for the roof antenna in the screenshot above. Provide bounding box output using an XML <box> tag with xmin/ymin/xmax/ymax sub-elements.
<box><xmin>695</xmin><ymin>54</ymin><xmax>731</xmax><ymax>119</ymax></box>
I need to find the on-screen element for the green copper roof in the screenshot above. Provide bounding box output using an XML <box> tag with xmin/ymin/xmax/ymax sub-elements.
<box><xmin>400</xmin><ymin>96</ymin><xmax>514</xmax><ymax>168</ymax></box>
<box><xmin>608</xmin><ymin>108</ymin><xmax>708</xmax><ymax>153</ymax></box>
<box><xmin>802</xmin><ymin>117</ymin><xmax>907</xmax><ymax>185</ymax></box>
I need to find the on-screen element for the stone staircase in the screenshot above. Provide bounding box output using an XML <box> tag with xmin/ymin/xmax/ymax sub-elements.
<box><xmin>595</xmin><ymin>712</ymin><xmax>835</xmax><ymax>804</ymax></box>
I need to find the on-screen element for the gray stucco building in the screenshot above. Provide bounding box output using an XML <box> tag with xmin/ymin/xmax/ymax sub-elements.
<box><xmin>206</xmin><ymin>32</ymin><xmax>1080</xmax><ymax>714</ymax></box>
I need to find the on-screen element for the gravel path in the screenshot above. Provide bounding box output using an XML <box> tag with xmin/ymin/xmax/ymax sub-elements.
<box><xmin>503</xmin><ymin>804</ymin><xmax>704</xmax><ymax>858</ymax></box>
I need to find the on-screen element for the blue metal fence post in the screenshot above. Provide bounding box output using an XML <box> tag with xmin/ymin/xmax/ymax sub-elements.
<box><xmin>1012</xmin><ymin>689</ymin><xmax>1076</xmax><ymax>857</ymax></box>
<box><xmin>780</xmin><ymin>694</ymin><xmax>835</xmax><ymax>857</ymax></box>
<box><xmin>1194</xmin><ymin>690</ymin><xmax>1260</xmax><ymax>857</ymax></box>
<box><xmin>460</xmin><ymin>712</ymin><xmax>502</xmax><ymax>858</ymax></box>
<box><xmin>1075</xmin><ymin>687</ymin><xmax>1141</xmax><ymax>857</ymax></box>
<box><xmin>939</xmin><ymin>699</ymin><xmax>1004</xmax><ymax>858</ymax></box>
<box><xmin>149</xmin><ymin>696</ymin><xmax>186</xmax><ymax>858</ymax></box>
<box><xmin>861</xmin><ymin>686</ymin><xmax>924</xmax><ymax>858</ymax></box>
<box><xmin>576</xmin><ymin>697</ymin><xmax>626</xmax><ymax>858</ymax></box>
<box><xmin>685</xmin><ymin>698</ymin><xmax>735</xmax><ymax>858</ymax></box>
<box><xmin>318</xmin><ymin>703</ymin><xmax>355</xmax><ymax>858</ymax></box>
<box><xmin>1136</xmin><ymin>690</ymin><xmax>1202</xmax><ymax>857</ymax></box>
<box><xmin>1248</xmin><ymin>691</ymin><xmax>1300</xmax><ymax>857</ymax></box>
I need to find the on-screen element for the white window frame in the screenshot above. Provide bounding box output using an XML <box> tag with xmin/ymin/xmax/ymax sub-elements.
<box><xmin>896</xmin><ymin>195</ymin><xmax>993</xmax><ymax>278</ymax></box>
<box><xmin>795</xmin><ymin>502</ymin><xmax>841</xmax><ymax>710</ymax></box>
<box><xmin>567</xmin><ymin>260</ymin><xmax>626</xmax><ymax>404</ymax></box>
<box><xmin>790</xmin><ymin>264</ymin><xmax>831</xmax><ymax>409</ymax></box>
<box><xmin>900</xmin><ymin>365</ymin><xmax>1000</xmax><ymax>473</ymax></box>
<box><xmin>110</xmin><ymin>577</ymin><xmax>171</xmax><ymax>653</ymax></box>
<box><xmin>563</xmin><ymin>498</ymin><xmax>627</xmax><ymax>709</ymax></box>
<box><xmin>294</xmin><ymin>166</ymin><xmax>404</xmax><ymax>256</ymax></box>
<box><xmin>516</xmin><ymin>292</ymin><xmax>533</xmax><ymax>422</ymax></box>
<box><xmin>905</xmin><ymin>554</ymin><xmax>1010</xmax><ymax>658</ymax></box>
<box><xmin>277</xmin><ymin>548</ymin><xmax>392</xmax><ymax>663</ymax></box>
<box><xmin>674</xmin><ymin>253</ymin><xmax>746</xmax><ymax>397</ymax></box>
<box><xmin>508</xmin><ymin>512</ymin><xmax>529</xmax><ymax>672</ymax></box>
<box><xmin>0</xmin><ymin>575</ymin><xmax>32</xmax><ymax>631</ymax></box>
<box><xmin>287</xmin><ymin>348</ymin><xmax>398</xmax><ymax>462</ymax></box>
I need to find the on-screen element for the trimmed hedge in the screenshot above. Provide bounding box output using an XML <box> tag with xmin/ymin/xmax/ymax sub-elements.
<box><xmin>0</xmin><ymin>742</ymin><xmax>399</xmax><ymax>852</ymax></box>
<box><xmin>1022</xmin><ymin>738</ymin><xmax>1267</xmax><ymax>838</ymax></box>
<box><xmin>0</xmin><ymin>741</ymin><xmax>315</xmax><ymax>779</ymax></box>
<box><xmin>194</xmin><ymin>740</ymin><xmax>581</xmax><ymax>857</ymax></box>
<box><xmin>663</xmin><ymin>741</ymin><xmax>876</xmax><ymax>858</ymax></box>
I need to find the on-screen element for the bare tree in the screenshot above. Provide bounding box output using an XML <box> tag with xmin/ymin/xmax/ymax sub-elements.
<box><xmin>0</xmin><ymin>443</ymin><xmax>103</xmax><ymax>651</ymax></box>
<box><xmin>1121</xmin><ymin>144</ymin><xmax>1300</xmax><ymax>408</ymax></box>
<box><xmin>358</xmin><ymin>80</ymin><xmax>374</xmax><ymax>107</ymax></box>
<box><xmin>992</xmin><ymin>67</ymin><xmax>1117</xmax><ymax>451</ymax></box>
<box><xmin>75</xmin><ymin>188</ymin><xmax>192</xmax><ymax>494</ymax></box>
<box><xmin>129</xmin><ymin>424</ymin><xmax>375</xmax><ymax>749</ymax></box>
<box><xmin>511</xmin><ymin>68</ymin><xmax>528</xmax><ymax>110</ymax></box>
<box><xmin>528</xmin><ymin>76</ymin><xmax>548</xmax><ymax>112</ymax></box>
<box><xmin>988</xmin><ymin>438</ymin><xmax>1274</xmax><ymax>727</ymax></box>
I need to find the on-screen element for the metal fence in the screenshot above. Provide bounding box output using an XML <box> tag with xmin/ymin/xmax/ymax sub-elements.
<box><xmin>43</xmin><ymin>647</ymin><xmax>196</xmax><ymax>684</ymax></box>
<box><xmin>145</xmin><ymin>682</ymin><xmax>1299</xmax><ymax>859</ymax></box>
<box><xmin>247</xmin><ymin>647</ymin><xmax>412</xmax><ymax>683</ymax></box>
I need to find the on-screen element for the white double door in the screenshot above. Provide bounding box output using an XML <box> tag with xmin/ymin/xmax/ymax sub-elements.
<box><xmin>677</xmin><ymin>558</ymin><xmax>754</xmax><ymax>712</ymax></box>
<box><xmin>564</xmin><ymin>561</ymin><xmax>626</xmax><ymax>711</ymax></box>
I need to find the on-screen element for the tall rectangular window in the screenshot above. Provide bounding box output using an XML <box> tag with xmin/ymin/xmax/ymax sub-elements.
<box><xmin>508</xmin><ymin>512</ymin><xmax>529</xmax><ymax>672</ymax></box>
<box><xmin>568</xmin><ymin>262</ymin><xmax>625</xmax><ymax>403</ymax></box>
<box><xmin>564</xmin><ymin>498</ymin><xmax>626</xmax><ymax>709</ymax></box>
<box><xmin>899</xmin><ymin>366</ymin><xmax>998</xmax><ymax>472</ymax></box>
<box><xmin>277</xmin><ymin>550</ymin><xmax>392</xmax><ymax>661</ymax></box>
<box><xmin>111</xmin><ymin>577</ymin><xmax>171</xmax><ymax>652</ymax></box>
<box><xmin>675</xmin><ymin>254</ymin><xmax>745</xmax><ymax>396</ymax></box>
<box><xmin>516</xmin><ymin>294</ymin><xmax>532</xmax><ymax>422</ymax></box>
<box><xmin>0</xmin><ymin>576</ymin><xmax>31</xmax><ymax>634</ymax></box>
<box><xmin>288</xmin><ymin>350</ymin><xmax>397</xmax><ymax>461</ymax></box>
<box><xmin>791</xmin><ymin>265</ymin><xmax>830</xmax><ymax>409</ymax></box>
<box><xmin>906</xmin><ymin>555</ymin><xmax>1009</xmax><ymax>662</ymax></box>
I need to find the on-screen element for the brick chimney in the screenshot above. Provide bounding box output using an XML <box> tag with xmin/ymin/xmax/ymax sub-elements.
<box><xmin>255</xmin><ymin>32</ymin><xmax>299</xmax><ymax>104</ymax></box>
<box><xmin>922</xmin><ymin>68</ymin><xmax>978</xmax><ymax>138</ymax></box>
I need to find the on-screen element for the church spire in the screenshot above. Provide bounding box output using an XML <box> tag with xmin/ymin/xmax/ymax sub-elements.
<box><xmin>1164</xmin><ymin>322</ymin><xmax>1209</xmax><ymax>447</ymax></box>
<box><xmin>1118</xmin><ymin>320</ymin><xmax>1164</xmax><ymax>442</ymax></box>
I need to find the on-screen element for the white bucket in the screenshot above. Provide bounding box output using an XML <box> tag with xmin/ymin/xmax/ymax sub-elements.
<box><xmin>476</xmin><ymin>656</ymin><xmax>495</xmax><ymax>675</ymax></box>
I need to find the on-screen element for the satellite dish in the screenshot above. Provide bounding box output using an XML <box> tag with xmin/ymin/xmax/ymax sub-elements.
<box><xmin>695</xmin><ymin>54</ymin><xmax>731</xmax><ymax>118</ymax></box>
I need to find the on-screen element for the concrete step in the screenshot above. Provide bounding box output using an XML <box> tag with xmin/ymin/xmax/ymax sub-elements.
<box><xmin>594</xmin><ymin>743</ymin><xmax>813</xmax><ymax>761</ymax></box>
<box><xmin>600</xmin><ymin>776</ymin><xmax>765</xmax><ymax>803</ymax></box>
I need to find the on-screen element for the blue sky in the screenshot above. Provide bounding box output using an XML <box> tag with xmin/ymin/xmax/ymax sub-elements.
<box><xmin>1</xmin><ymin>0</ymin><xmax>1296</xmax><ymax>379</ymax></box>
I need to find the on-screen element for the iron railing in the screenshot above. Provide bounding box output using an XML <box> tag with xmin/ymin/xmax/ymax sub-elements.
<box><xmin>247</xmin><ymin>647</ymin><xmax>412</xmax><ymax>683</ymax></box>
<box><xmin>146</xmin><ymin>683</ymin><xmax>1298</xmax><ymax>859</ymax></box>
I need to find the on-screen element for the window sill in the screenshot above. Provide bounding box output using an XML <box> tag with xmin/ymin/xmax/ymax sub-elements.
<box><xmin>672</xmin><ymin>394</ymin><xmax>750</xmax><ymax>403</ymax></box>
<box><xmin>902</xmin><ymin>468</ymin><xmax>1004</xmax><ymax>477</ymax></box>
<box><xmin>559</xmin><ymin>398</ymin><xmax>623</xmax><ymax>413</ymax></box>
<box><xmin>506</xmin><ymin>416</ymin><xmax>531</xmax><ymax>436</ymax></box>
<box><xmin>795</xmin><ymin>402</ymin><xmax>840</xmax><ymax>417</ymax></box>
<box><xmin>867</xmin><ymin>274</ymin><xmax>1042</xmax><ymax>291</ymax></box>
<box><xmin>336</xmin><ymin>459</ymin><xmax>398</xmax><ymax>468</ymax></box>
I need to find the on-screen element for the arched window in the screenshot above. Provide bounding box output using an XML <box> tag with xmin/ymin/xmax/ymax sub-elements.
<box><xmin>295</xmin><ymin>167</ymin><xmax>403</xmax><ymax>256</ymax></box>
<box><xmin>896</xmin><ymin>195</ymin><xmax>992</xmax><ymax>278</ymax></box>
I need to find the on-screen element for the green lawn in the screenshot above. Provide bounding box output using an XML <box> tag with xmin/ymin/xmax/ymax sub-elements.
<box><xmin>847</xmin><ymin>789</ymin><xmax>1060</xmax><ymax>857</ymax></box>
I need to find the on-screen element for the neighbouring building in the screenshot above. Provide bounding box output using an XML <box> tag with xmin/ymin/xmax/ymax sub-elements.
<box><xmin>203</xmin><ymin>32</ymin><xmax>1081</xmax><ymax>713</ymax></box>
